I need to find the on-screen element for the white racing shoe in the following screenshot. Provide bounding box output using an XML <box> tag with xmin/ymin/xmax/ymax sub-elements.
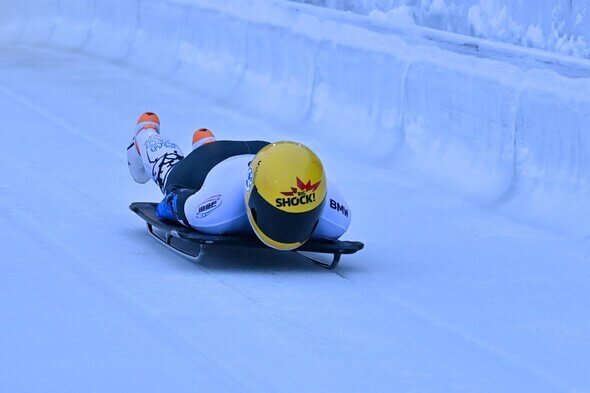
<box><xmin>127</xmin><ymin>112</ymin><xmax>160</xmax><ymax>184</ymax></box>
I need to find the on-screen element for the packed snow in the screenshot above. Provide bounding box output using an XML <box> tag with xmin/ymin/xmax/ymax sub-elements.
<box><xmin>291</xmin><ymin>0</ymin><xmax>590</xmax><ymax>57</ymax></box>
<box><xmin>1</xmin><ymin>0</ymin><xmax>589</xmax><ymax>392</ymax></box>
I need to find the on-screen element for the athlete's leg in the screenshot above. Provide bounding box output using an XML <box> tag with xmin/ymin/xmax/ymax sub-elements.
<box><xmin>312</xmin><ymin>181</ymin><xmax>351</xmax><ymax>240</ymax></box>
<box><xmin>127</xmin><ymin>112</ymin><xmax>160</xmax><ymax>184</ymax></box>
<box><xmin>127</xmin><ymin>112</ymin><xmax>185</xmax><ymax>191</ymax></box>
<box><xmin>159</xmin><ymin>155</ymin><xmax>254</xmax><ymax>235</ymax></box>
<box><xmin>179</xmin><ymin>155</ymin><xmax>254</xmax><ymax>235</ymax></box>
<box><xmin>135</xmin><ymin>127</ymin><xmax>184</xmax><ymax>192</ymax></box>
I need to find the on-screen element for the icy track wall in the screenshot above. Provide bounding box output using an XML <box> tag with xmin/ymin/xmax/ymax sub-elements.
<box><xmin>1</xmin><ymin>0</ymin><xmax>589</xmax><ymax>236</ymax></box>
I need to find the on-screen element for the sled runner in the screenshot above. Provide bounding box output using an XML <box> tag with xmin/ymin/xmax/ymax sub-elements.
<box><xmin>130</xmin><ymin>202</ymin><xmax>363</xmax><ymax>269</ymax></box>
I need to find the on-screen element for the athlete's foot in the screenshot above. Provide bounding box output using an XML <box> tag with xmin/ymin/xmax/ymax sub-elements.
<box><xmin>192</xmin><ymin>128</ymin><xmax>216</xmax><ymax>150</ymax></box>
<box><xmin>156</xmin><ymin>187</ymin><xmax>193</xmax><ymax>225</ymax></box>
<box><xmin>127</xmin><ymin>112</ymin><xmax>161</xmax><ymax>184</ymax></box>
<box><xmin>136</xmin><ymin>112</ymin><xmax>160</xmax><ymax>135</ymax></box>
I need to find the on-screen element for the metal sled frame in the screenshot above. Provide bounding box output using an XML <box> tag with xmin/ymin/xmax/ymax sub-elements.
<box><xmin>146</xmin><ymin>223</ymin><xmax>207</xmax><ymax>263</ymax></box>
<box><xmin>132</xmin><ymin>202</ymin><xmax>363</xmax><ymax>269</ymax></box>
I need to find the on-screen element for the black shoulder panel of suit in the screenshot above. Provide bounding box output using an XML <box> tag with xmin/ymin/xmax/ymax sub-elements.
<box><xmin>164</xmin><ymin>140</ymin><xmax>270</xmax><ymax>193</ymax></box>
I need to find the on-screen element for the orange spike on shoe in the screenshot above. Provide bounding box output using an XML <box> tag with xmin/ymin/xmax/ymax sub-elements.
<box><xmin>135</xmin><ymin>112</ymin><xmax>161</xmax><ymax>154</ymax></box>
<box><xmin>137</xmin><ymin>112</ymin><xmax>160</xmax><ymax>125</ymax></box>
<box><xmin>192</xmin><ymin>128</ymin><xmax>216</xmax><ymax>150</ymax></box>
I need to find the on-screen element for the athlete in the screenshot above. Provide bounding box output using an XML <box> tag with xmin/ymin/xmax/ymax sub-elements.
<box><xmin>127</xmin><ymin>112</ymin><xmax>351</xmax><ymax>250</ymax></box>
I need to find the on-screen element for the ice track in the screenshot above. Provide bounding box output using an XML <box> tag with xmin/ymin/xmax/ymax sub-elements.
<box><xmin>2</xmin><ymin>0</ymin><xmax>590</xmax><ymax>391</ymax></box>
<box><xmin>0</xmin><ymin>44</ymin><xmax>588</xmax><ymax>393</ymax></box>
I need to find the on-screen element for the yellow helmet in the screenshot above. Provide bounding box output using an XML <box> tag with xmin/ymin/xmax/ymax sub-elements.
<box><xmin>245</xmin><ymin>142</ymin><xmax>327</xmax><ymax>250</ymax></box>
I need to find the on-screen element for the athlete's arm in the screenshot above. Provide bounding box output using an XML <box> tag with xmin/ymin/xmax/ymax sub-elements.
<box><xmin>312</xmin><ymin>181</ymin><xmax>351</xmax><ymax>240</ymax></box>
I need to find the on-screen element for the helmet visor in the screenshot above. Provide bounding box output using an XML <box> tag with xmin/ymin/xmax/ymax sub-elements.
<box><xmin>248</xmin><ymin>185</ymin><xmax>325</xmax><ymax>245</ymax></box>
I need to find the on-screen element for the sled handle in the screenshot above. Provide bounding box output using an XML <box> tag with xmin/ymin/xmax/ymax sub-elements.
<box><xmin>147</xmin><ymin>223</ymin><xmax>205</xmax><ymax>262</ymax></box>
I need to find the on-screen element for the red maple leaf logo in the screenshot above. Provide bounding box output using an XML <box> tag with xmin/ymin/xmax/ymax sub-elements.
<box><xmin>281</xmin><ymin>177</ymin><xmax>321</xmax><ymax>196</ymax></box>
